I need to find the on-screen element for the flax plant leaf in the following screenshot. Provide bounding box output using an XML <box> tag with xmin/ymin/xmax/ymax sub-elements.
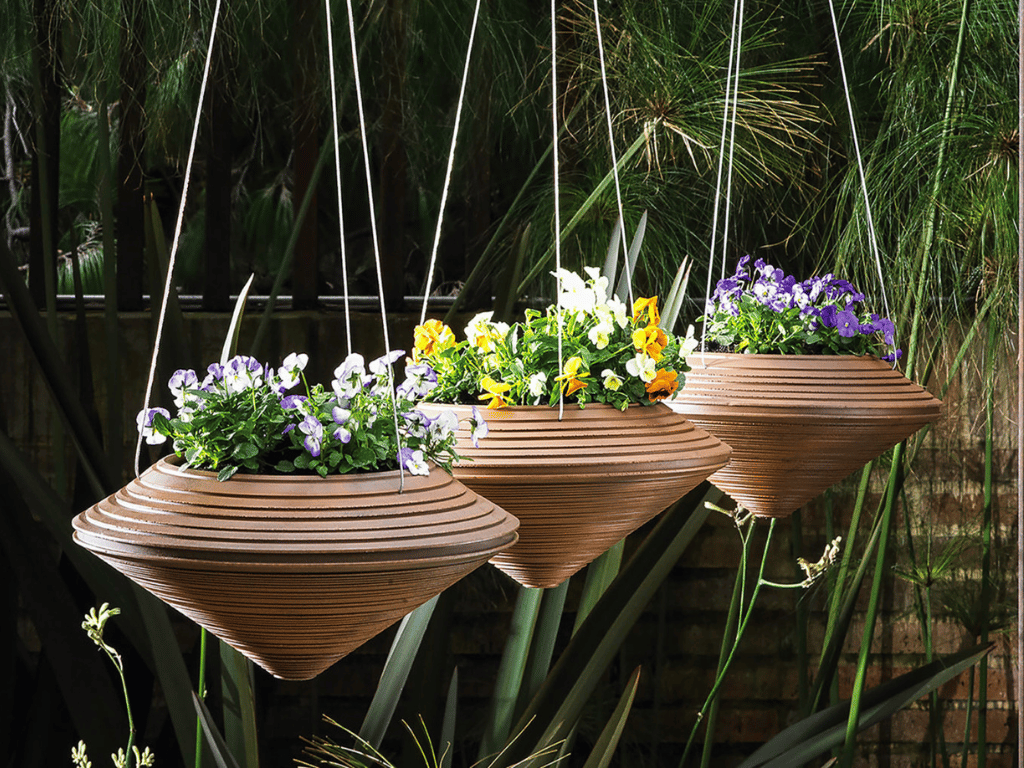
<box><xmin>738</xmin><ymin>643</ymin><xmax>992</xmax><ymax>768</ymax></box>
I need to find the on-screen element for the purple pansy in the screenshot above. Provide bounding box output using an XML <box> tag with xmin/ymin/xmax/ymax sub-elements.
<box><xmin>397</xmin><ymin>446</ymin><xmax>430</xmax><ymax>476</ymax></box>
<box><xmin>298</xmin><ymin>414</ymin><xmax>323</xmax><ymax>458</ymax></box>
<box><xmin>136</xmin><ymin>407</ymin><xmax>170</xmax><ymax>445</ymax></box>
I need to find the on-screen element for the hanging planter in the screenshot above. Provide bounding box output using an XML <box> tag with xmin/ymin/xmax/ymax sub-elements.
<box><xmin>669</xmin><ymin>352</ymin><xmax>941</xmax><ymax>518</ymax></box>
<box><xmin>669</xmin><ymin>258</ymin><xmax>942</xmax><ymax>518</ymax></box>
<box><xmin>74</xmin><ymin>351</ymin><xmax>518</xmax><ymax>679</ymax></box>
<box><xmin>413</xmin><ymin>269</ymin><xmax>730</xmax><ymax>588</ymax></box>
<box><xmin>418</xmin><ymin>402</ymin><xmax>729</xmax><ymax>588</ymax></box>
<box><xmin>74</xmin><ymin>456</ymin><xmax>517</xmax><ymax>680</ymax></box>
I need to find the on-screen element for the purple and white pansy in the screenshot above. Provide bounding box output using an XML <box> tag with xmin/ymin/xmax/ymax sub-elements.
<box><xmin>136</xmin><ymin>351</ymin><xmax>480</xmax><ymax>479</ymax></box>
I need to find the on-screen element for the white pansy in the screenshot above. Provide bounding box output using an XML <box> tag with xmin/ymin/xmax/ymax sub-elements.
<box><xmin>553</xmin><ymin>268</ymin><xmax>599</xmax><ymax>314</ymax></box>
<box><xmin>583</xmin><ymin>266</ymin><xmax>610</xmax><ymax>301</ymax></box>
<box><xmin>588</xmin><ymin>320</ymin><xmax>614</xmax><ymax>350</ymax></box>
<box><xmin>601</xmin><ymin>369</ymin><xmax>623</xmax><ymax>391</ymax></box>
<box><xmin>464</xmin><ymin>311</ymin><xmax>495</xmax><ymax>343</ymax></box>
<box><xmin>625</xmin><ymin>353</ymin><xmax>656</xmax><ymax>383</ymax></box>
<box><xmin>606</xmin><ymin>296</ymin><xmax>629</xmax><ymax>327</ymax></box>
<box><xmin>680</xmin><ymin>324</ymin><xmax>699</xmax><ymax>359</ymax></box>
<box><xmin>528</xmin><ymin>372</ymin><xmax>548</xmax><ymax>403</ymax></box>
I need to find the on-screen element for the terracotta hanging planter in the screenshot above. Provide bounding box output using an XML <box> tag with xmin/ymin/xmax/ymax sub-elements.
<box><xmin>73</xmin><ymin>457</ymin><xmax>518</xmax><ymax>680</ymax></box>
<box><xmin>418</xmin><ymin>402</ymin><xmax>731</xmax><ymax>588</ymax></box>
<box><xmin>667</xmin><ymin>353</ymin><xmax>942</xmax><ymax>518</ymax></box>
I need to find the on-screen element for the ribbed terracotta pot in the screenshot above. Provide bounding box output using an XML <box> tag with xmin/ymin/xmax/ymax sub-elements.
<box><xmin>667</xmin><ymin>353</ymin><xmax>942</xmax><ymax>518</ymax></box>
<box><xmin>73</xmin><ymin>457</ymin><xmax>518</xmax><ymax>680</ymax></box>
<box><xmin>418</xmin><ymin>402</ymin><xmax>731</xmax><ymax>588</ymax></box>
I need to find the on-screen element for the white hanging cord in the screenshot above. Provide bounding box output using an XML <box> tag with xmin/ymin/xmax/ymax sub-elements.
<box><xmin>135</xmin><ymin>0</ymin><xmax>224</xmax><ymax>477</ymax></box>
<box><xmin>419</xmin><ymin>0</ymin><xmax>484</xmax><ymax>325</ymax></box>
<box><xmin>343</xmin><ymin>0</ymin><xmax>406</xmax><ymax>489</ymax></box>
<box><xmin>825</xmin><ymin>0</ymin><xmax>895</xmax><ymax>357</ymax></box>
<box><xmin>591</xmin><ymin>0</ymin><xmax>632</xmax><ymax>306</ymax></box>
<box><xmin>700</xmin><ymin>0</ymin><xmax>743</xmax><ymax>361</ymax></box>
<box><xmin>325</xmin><ymin>0</ymin><xmax>352</xmax><ymax>354</ymax></box>
<box><xmin>551</xmin><ymin>0</ymin><xmax>564</xmax><ymax>421</ymax></box>
<box><xmin>719</xmin><ymin>0</ymin><xmax>745</xmax><ymax>281</ymax></box>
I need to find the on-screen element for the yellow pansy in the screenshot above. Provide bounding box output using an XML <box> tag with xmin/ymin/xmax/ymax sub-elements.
<box><xmin>632</xmin><ymin>296</ymin><xmax>660</xmax><ymax>326</ymax></box>
<box><xmin>479</xmin><ymin>376</ymin><xmax>512</xmax><ymax>409</ymax></box>
<box><xmin>413</xmin><ymin>319</ymin><xmax>456</xmax><ymax>360</ymax></box>
<box><xmin>555</xmin><ymin>356</ymin><xmax>589</xmax><ymax>396</ymax></box>
<box><xmin>632</xmin><ymin>324</ymin><xmax>668</xmax><ymax>360</ymax></box>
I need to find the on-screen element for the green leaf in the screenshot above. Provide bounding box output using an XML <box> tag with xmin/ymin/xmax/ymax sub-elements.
<box><xmin>220</xmin><ymin>273</ymin><xmax>256</xmax><ymax>365</ymax></box>
<box><xmin>490</xmin><ymin>484</ymin><xmax>718</xmax><ymax>768</ymax></box>
<box><xmin>613</xmin><ymin>209</ymin><xmax>647</xmax><ymax>302</ymax></box>
<box><xmin>738</xmin><ymin>644</ymin><xmax>992</xmax><ymax>768</ymax></box>
<box><xmin>231</xmin><ymin>443</ymin><xmax>259</xmax><ymax>461</ymax></box>
<box><xmin>479</xmin><ymin>587</ymin><xmax>544</xmax><ymax>761</ymax></box>
<box><xmin>275</xmin><ymin>460</ymin><xmax>295</xmax><ymax>473</ymax></box>
<box><xmin>581</xmin><ymin>667</ymin><xmax>641</xmax><ymax>768</ymax></box>
<box><xmin>217</xmin><ymin>465</ymin><xmax>239</xmax><ymax>482</ymax></box>
<box><xmin>192</xmin><ymin>692</ymin><xmax>243</xmax><ymax>768</ymax></box>
<box><xmin>219</xmin><ymin>642</ymin><xmax>260</xmax><ymax>768</ymax></box>
<box><xmin>439</xmin><ymin>669</ymin><xmax>458</xmax><ymax>768</ymax></box>
<box><xmin>359</xmin><ymin>595</ymin><xmax>440</xmax><ymax>749</ymax></box>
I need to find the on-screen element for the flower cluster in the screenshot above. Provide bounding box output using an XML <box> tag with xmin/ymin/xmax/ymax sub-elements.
<box><xmin>413</xmin><ymin>267</ymin><xmax>697</xmax><ymax>410</ymax></box>
<box><xmin>702</xmin><ymin>256</ymin><xmax>901</xmax><ymax>360</ymax></box>
<box><xmin>137</xmin><ymin>352</ymin><xmax>473</xmax><ymax>480</ymax></box>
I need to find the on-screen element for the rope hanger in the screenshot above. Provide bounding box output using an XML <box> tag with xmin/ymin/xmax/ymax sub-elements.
<box><xmin>699</xmin><ymin>0</ymin><xmax>895</xmax><ymax>364</ymax></box>
<box><xmin>135</xmin><ymin>0</ymin><xmax>224</xmax><ymax>477</ymax></box>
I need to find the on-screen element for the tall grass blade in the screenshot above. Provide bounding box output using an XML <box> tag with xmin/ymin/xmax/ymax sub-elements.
<box><xmin>738</xmin><ymin>644</ymin><xmax>991</xmax><ymax>768</ymax></box>
<box><xmin>613</xmin><ymin>210</ymin><xmax>647</xmax><ymax>302</ymax></box>
<box><xmin>580</xmin><ymin>667</ymin><xmax>641</xmax><ymax>768</ymax></box>
<box><xmin>193</xmin><ymin>693</ymin><xmax>243</xmax><ymax>768</ymax></box>
<box><xmin>479</xmin><ymin>587</ymin><xmax>544</xmax><ymax>761</ymax></box>
<box><xmin>491</xmin><ymin>484</ymin><xmax>719</xmax><ymax>768</ymax></box>
<box><xmin>439</xmin><ymin>668</ymin><xmax>458</xmax><ymax>768</ymax></box>
<box><xmin>518</xmin><ymin>579</ymin><xmax>570</xmax><ymax>716</ymax></box>
<box><xmin>220</xmin><ymin>641</ymin><xmax>260</xmax><ymax>768</ymax></box>
<box><xmin>660</xmin><ymin>258</ymin><xmax>691</xmax><ymax>333</ymax></box>
<box><xmin>517</xmin><ymin>132</ymin><xmax>648</xmax><ymax>294</ymax></box>
<box><xmin>220</xmin><ymin>274</ymin><xmax>256</xmax><ymax>365</ymax></box>
<box><xmin>572</xmin><ymin>540</ymin><xmax>624</xmax><ymax>635</ymax></box>
<box><xmin>359</xmin><ymin>595</ymin><xmax>440</xmax><ymax>748</ymax></box>
<box><xmin>600</xmin><ymin>218</ymin><xmax>622</xmax><ymax>299</ymax></box>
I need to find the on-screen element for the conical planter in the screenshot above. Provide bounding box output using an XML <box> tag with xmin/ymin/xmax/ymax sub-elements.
<box><xmin>73</xmin><ymin>457</ymin><xmax>518</xmax><ymax>680</ymax></box>
<box><xmin>418</xmin><ymin>402</ymin><xmax>731</xmax><ymax>588</ymax></box>
<box><xmin>667</xmin><ymin>353</ymin><xmax>942</xmax><ymax>518</ymax></box>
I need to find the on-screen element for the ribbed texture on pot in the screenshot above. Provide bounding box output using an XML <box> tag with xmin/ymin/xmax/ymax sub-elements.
<box><xmin>668</xmin><ymin>353</ymin><xmax>942</xmax><ymax>518</ymax></box>
<box><xmin>73</xmin><ymin>458</ymin><xmax>518</xmax><ymax>680</ymax></box>
<box><xmin>418</xmin><ymin>402</ymin><xmax>731</xmax><ymax>588</ymax></box>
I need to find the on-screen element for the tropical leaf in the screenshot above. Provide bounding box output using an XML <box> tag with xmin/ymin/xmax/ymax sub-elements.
<box><xmin>359</xmin><ymin>596</ymin><xmax>440</xmax><ymax>748</ymax></box>
<box><xmin>490</xmin><ymin>484</ymin><xmax>719</xmax><ymax>768</ymax></box>
<box><xmin>738</xmin><ymin>644</ymin><xmax>992</xmax><ymax>768</ymax></box>
<box><xmin>580</xmin><ymin>667</ymin><xmax>641</xmax><ymax>768</ymax></box>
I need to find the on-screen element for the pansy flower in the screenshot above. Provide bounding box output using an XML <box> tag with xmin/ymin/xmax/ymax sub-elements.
<box><xmin>632</xmin><ymin>296</ymin><xmax>660</xmax><ymax>326</ymax></box>
<box><xmin>398</xmin><ymin>447</ymin><xmax>430</xmax><ymax>476</ymax></box>
<box><xmin>413</xmin><ymin>319</ymin><xmax>456</xmax><ymax>359</ymax></box>
<box><xmin>555</xmin><ymin>356</ymin><xmax>589</xmax><ymax>396</ymax></box>
<box><xmin>298</xmin><ymin>414</ymin><xmax>323</xmax><ymax>458</ymax></box>
<box><xmin>479</xmin><ymin>376</ymin><xmax>512</xmax><ymax>409</ymax></box>
<box><xmin>645</xmin><ymin>369</ymin><xmax>679</xmax><ymax>401</ymax></box>
<box><xmin>632</xmin><ymin>324</ymin><xmax>668</xmax><ymax>360</ymax></box>
<box><xmin>136</xmin><ymin>408</ymin><xmax>170</xmax><ymax>445</ymax></box>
